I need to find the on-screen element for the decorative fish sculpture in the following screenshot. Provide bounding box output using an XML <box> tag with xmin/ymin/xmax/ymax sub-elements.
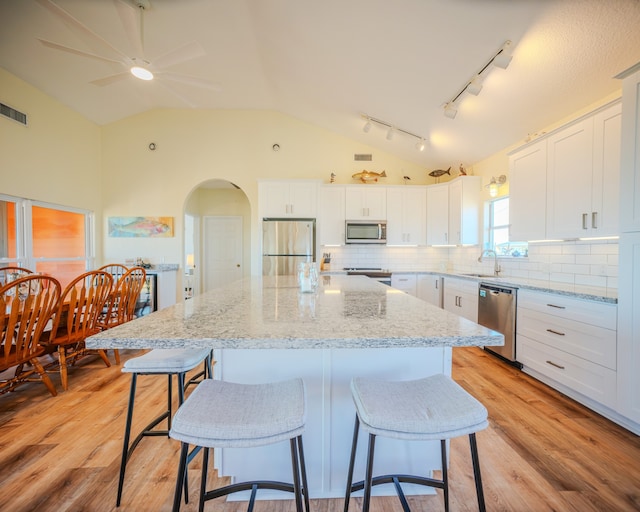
<box><xmin>352</xmin><ymin>170</ymin><xmax>387</xmax><ymax>183</ymax></box>
<box><xmin>428</xmin><ymin>167</ymin><xmax>451</xmax><ymax>178</ymax></box>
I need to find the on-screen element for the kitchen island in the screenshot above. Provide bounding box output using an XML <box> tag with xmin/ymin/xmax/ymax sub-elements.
<box><xmin>87</xmin><ymin>275</ymin><xmax>502</xmax><ymax>500</ymax></box>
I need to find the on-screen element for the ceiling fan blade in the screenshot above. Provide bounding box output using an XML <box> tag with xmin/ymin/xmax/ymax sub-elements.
<box><xmin>158</xmin><ymin>72</ymin><xmax>221</xmax><ymax>91</ymax></box>
<box><xmin>152</xmin><ymin>41</ymin><xmax>206</xmax><ymax>70</ymax></box>
<box><xmin>90</xmin><ymin>72</ymin><xmax>131</xmax><ymax>86</ymax></box>
<box><xmin>38</xmin><ymin>39</ymin><xmax>123</xmax><ymax>65</ymax></box>
<box><xmin>155</xmin><ymin>79</ymin><xmax>197</xmax><ymax>108</ymax></box>
<box><xmin>114</xmin><ymin>0</ymin><xmax>145</xmax><ymax>58</ymax></box>
<box><xmin>36</xmin><ymin>0</ymin><xmax>130</xmax><ymax>61</ymax></box>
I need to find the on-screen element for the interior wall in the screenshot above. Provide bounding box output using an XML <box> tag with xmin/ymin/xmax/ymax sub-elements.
<box><xmin>0</xmin><ymin>68</ymin><xmax>103</xmax><ymax>261</ymax></box>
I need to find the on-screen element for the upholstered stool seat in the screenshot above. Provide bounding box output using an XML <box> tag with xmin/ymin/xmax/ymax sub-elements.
<box><xmin>170</xmin><ymin>378</ymin><xmax>309</xmax><ymax>512</ymax></box>
<box><xmin>116</xmin><ymin>348</ymin><xmax>213</xmax><ymax>507</ymax></box>
<box><xmin>344</xmin><ymin>373</ymin><xmax>488</xmax><ymax>512</ymax></box>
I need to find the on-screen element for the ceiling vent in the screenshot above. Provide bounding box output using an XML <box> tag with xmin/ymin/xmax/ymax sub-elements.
<box><xmin>0</xmin><ymin>103</ymin><xmax>27</xmax><ymax>125</ymax></box>
<box><xmin>354</xmin><ymin>154</ymin><xmax>372</xmax><ymax>161</ymax></box>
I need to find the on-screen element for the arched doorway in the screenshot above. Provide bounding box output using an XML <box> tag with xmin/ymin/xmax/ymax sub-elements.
<box><xmin>184</xmin><ymin>180</ymin><xmax>251</xmax><ymax>296</ymax></box>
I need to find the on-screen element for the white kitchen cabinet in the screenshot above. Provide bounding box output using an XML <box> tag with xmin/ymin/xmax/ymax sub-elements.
<box><xmin>426</xmin><ymin>183</ymin><xmax>449</xmax><ymax>245</ymax></box>
<box><xmin>508</xmin><ymin>139</ymin><xmax>548</xmax><ymax>241</ymax></box>
<box><xmin>617</xmin><ymin>233</ymin><xmax>640</xmax><ymax>426</ymax></box>
<box><xmin>443</xmin><ymin>276</ymin><xmax>478</xmax><ymax>322</ymax></box>
<box><xmin>259</xmin><ymin>180</ymin><xmax>319</xmax><ymax>218</ymax></box>
<box><xmin>448</xmin><ymin>177</ymin><xmax>481</xmax><ymax>246</ymax></box>
<box><xmin>417</xmin><ymin>274</ymin><xmax>443</xmax><ymax>308</ymax></box>
<box><xmin>546</xmin><ymin>101</ymin><xmax>621</xmax><ymax>239</ymax></box>
<box><xmin>344</xmin><ymin>186</ymin><xmax>386</xmax><ymax>220</ymax></box>
<box><xmin>318</xmin><ymin>185</ymin><xmax>345</xmax><ymax>246</ymax></box>
<box><xmin>618</xmin><ymin>63</ymin><xmax>640</xmax><ymax>233</ymax></box>
<box><xmin>517</xmin><ymin>289</ymin><xmax>617</xmax><ymax>410</ymax></box>
<box><xmin>386</xmin><ymin>187</ymin><xmax>426</xmax><ymax>245</ymax></box>
<box><xmin>391</xmin><ymin>273</ymin><xmax>417</xmax><ymax>296</ymax></box>
<box><xmin>425</xmin><ymin>176</ymin><xmax>480</xmax><ymax>246</ymax></box>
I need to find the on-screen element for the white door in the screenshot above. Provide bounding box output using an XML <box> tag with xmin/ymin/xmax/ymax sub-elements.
<box><xmin>203</xmin><ymin>216</ymin><xmax>243</xmax><ymax>291</ymax></box>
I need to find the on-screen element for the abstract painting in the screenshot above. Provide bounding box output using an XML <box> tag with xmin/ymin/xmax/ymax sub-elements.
<box><xmin>108</xmin><ymin>216</ymin><xmax>174</xmax><ymax>237</ymax></box>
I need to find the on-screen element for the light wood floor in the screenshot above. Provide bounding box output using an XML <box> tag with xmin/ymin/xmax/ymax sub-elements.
<box><xmin>0</xmin><ymin>347</ymin><xmax>639</xmax><ymax>511</ymax></box>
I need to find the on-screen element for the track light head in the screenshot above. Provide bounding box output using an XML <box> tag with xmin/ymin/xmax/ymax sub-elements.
<box><xmin>492</xmin><ymin>40</ymin><xmax>513</xmax><ymax>69</ymax></box>
<box><xmin>467</xmin><ymin>75</ymin><xmax>483</xmax><ymax>96</ymax></box>
<box><xmin>363</xmin><ymin>119</ymin><xmax>372</xmax><ymax>133</ymax></box>
<box><xmin>386</xmin><ymin>127</ymin><xmax>394</xmax><ymax>140</ymax></box>
<box><xmin>416</xmin><ymin>139</ymin><xmax>426</xmax><ymax>152</ymax></box>
<box><xmin>444</xmin><ymin>103</ymin><xmax>458</xmax><ymax>119</ymax></box>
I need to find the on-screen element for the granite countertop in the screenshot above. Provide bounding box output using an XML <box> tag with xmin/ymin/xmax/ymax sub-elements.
<box><xmin>86</xmin><ymin>275</ymin><xmax>503</xmax><ymax>350</ymax></box>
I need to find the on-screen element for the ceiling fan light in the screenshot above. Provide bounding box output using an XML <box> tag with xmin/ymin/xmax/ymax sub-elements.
<box><xmin>131</xmin><ymin>66</ymin><xmax>154</xmax><ymax>81</ymax></box>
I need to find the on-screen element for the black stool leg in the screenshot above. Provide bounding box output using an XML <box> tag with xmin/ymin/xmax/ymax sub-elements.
<box><xmin>469</xmin><ymin>433</ymin><xmax>486</xmax><ymax>512</ymax></box>
<box><xmin>199</xmin><ymin>447</ymin><xmax>209</xmax><ymax>512</ymax></box>
<box><xmin>116</xmin><ymin>373</ymin><xmax>137</xmax><ymax>507</ymax></box>
<box><xmin>173</xmin><ymin>442</ymin><xmax>189</xmax><ymax>512</ymax></box>
<box><xmin>343</xmin><ymin>415</ymin><xmax>360</xmax><ymax>512</ymax></box>
<box><xmin>297</xmin><ymin>435</ymin><xmax>310</xmax><ymax>512</ymax></box>
<box><xmin>362</xmin><ymin>433</ymin><xmax>377</xmax><ymax>512</ymax></box>
<box><xmin>290</xmin><ymin>438</ymin><xmax>304</xmax><ymax>512</ymax></box>
<box><xmin>440</xmin><ymin>439</ymin><xmax>449</xmax><ymax>512</ymax></box>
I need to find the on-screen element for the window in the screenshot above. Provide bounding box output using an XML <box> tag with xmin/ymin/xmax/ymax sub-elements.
<box><xmin>0</xmin><ymin>195</ymin><xmax>94</xmax><ymax>287</ymax></box>
<box><xmin>486</xmin><ymin>197</ymin><xmax>528</xmax><ymax>257</ymax></box>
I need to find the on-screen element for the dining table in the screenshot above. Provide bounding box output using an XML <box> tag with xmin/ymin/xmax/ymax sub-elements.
<box><xmin>86</xmin><ymin>274</ymin><xmax>503</xmax><ymax>501</ymax></box>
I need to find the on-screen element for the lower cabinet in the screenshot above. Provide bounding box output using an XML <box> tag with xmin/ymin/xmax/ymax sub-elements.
<box><xmin>517</xmin><ymin>289</ymin><xmax>617</xmax><ymax>410</ymax></box>
<box><xmin>443</xmin><ymin>277</ymin><xmax>478</xmax><ymax>322</ymax></box>
<box><xmin>391</xmin><ymin>273</ymin><xmax>417</xmax><ymax>296</ymax></box>
<box><xmin>416</xmin><ymin>274</ymin><xmax>443</xmax><ymax>308</ymax></box>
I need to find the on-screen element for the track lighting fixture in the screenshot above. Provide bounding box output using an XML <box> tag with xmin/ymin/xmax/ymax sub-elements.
<box><xmin>360</xmin><ymin>114</ymin><xmax>427</xmax><ymax>152</ymax></box>
<box><xmin>443</xmin><ymin>40</ymin><xmax>513</xmax><ymax>119</ymax></box>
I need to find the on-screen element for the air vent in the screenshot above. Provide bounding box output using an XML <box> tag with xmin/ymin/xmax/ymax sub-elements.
<box><xmin>354</xmin><ymin>154</ymin><xmax>372</xmax><ymax>161</ymax></box>
<box><xmin>0</xmin><ymin>103</ymin><xmax>27</xmax><ymax>125</ymax></box>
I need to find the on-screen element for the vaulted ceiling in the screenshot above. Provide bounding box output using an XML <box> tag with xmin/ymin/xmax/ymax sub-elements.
<box><xmin>1</xmin><ymin>0</ymin><xmax>640</xmax><ymax>169</ymax></box>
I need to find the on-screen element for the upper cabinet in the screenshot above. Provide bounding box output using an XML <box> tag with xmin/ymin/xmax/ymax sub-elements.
<box><xmin>426</xmin><ymin>177</ymin><xmax>480</xmax><ymax>246</ymax></box>
<box><xmin>386</xmin><ymin>187</ymin><xmax>426</xmax><ymax>246</ymax></box>
<box><xmin>259</xmin><ymin>180</ymin><xmax>319</xmax><ymax>218</ymax></box>
<box><xmin>318</xmin><ymin>185</ymin><xmax>345</xmax><ymax>246</ymax></box>
<box><xmin>619</xmin><ymin>65</ymin><xmax>640</xmax><ymax>233</ymax></box>
<box><xmin>508</xmin><ymin>139</ymin><xmax>548</xmax><ymax>241</ymax></box>
<box><xmin>344</xmin><ymin>186</ymin><xmax>387</xmax><ymax>220</ymax></box>
<box><xmin>545</xmin><ymin>101</ymin><xmax>621</xmax><ymax>240</ymax></box>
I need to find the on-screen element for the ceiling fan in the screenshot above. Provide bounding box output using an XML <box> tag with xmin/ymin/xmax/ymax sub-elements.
<box><xmin>35</xmin><ymin>0</ymin><xmax>220</xmax><ymax>104</ymax></box>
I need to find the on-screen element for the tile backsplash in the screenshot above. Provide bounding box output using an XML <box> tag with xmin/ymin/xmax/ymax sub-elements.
<box><xmin>322</xmin><ymin>239</ymin><xmax>618</xmax><ymax>298</ymax></box>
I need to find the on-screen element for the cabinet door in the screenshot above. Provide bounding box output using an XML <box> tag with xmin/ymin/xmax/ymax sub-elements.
<box><xmin>618</xmin><ymin>232</ymin><xmax>640</xmax><ymax>423</ymax></box>
<box><xmin>319</xmin><ymin>186</ymin><xmax>345</xmax><ymax>245</ymax></box>
<box><xmin>260</xmin><ymin>182</ymin><xmax>293</xmax><ymax>217</ymax></box>
<box><xmin>509</xmin><ymin>139</ymin><xmax>547</xmax><ymax>241</ymax></box>
<box><xmin>592</xmin><ymin>102</ymin><xmax>621</xmax><ymax>237</ymax></box>
<box><xmin>448</xmin><ymin>177</ymin><xmax>480</xmax><ymax>246</ymax></box>
<box><xmin>448</xmin><ymin>180</ymin><xmax>463</xmax><ymax>245</ymax></box>
<box><xmin>289</xmin><ymin>182</ymin><xmax>318</xmax><ymax>217</ymax></box>
<box><xmin>426</xmin><ymin>184</ymin><xmax>449</xmax><ymax>245</ymax></box>
<box><xmin>546</xmin><ymin>118</ymin><xmax>594</xmax><ymax>239</ymax></box>
<box><xmin>387</xmin><ymin>187</ymin><xmax>426</xmax><ymax>245</ymax></box>
<box><xmin>345</xmin><ymin>188</ymin><xmax>386</xmax><ymax>219</ymax></box>
<box><xmin>391</xmin><ymin>273</ymin><xmax>417</xmax><ymax>296</ymax></box>
<box><xmin>443</xmin><ymin>277</ymin><xmax>478</xmax><ymax>322</ymax></box>
<box><xmin>417</xmin><ymin>274</ymin><xmax>442</xmax><ymax>307</ymax></box>
<box><xmin>619</xmin><ymin>67</ymin><xmax>640</xmax><ymax>233</ymax></box>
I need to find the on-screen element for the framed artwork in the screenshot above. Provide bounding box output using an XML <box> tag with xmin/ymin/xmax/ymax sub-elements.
<box><xmin>108</xmin><ymin>216</ymin><xmax>174</xmax><ymax>238</ymax></box>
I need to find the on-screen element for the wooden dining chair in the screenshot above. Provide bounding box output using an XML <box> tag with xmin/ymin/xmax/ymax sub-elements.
<box><xmin>43</xmin><ymin>270</ymin><xmax>114</xmax><ymax>391</ymax></box>
<box><xmin>97</xmin><ymin>267</ymin><xmax>146</xmax><ymax>364</ymax></box>
<box><xmin>98</xmin><ymin>264</ymin><xmax>129</xmax><ymax>284</ymax></box>
<box><xmin>98</xmin><ymin>264</ymin><xmax>129</xmax><ymax>364</ymax></box>
<box><xmin>1</xmin><ymin>274</ymin><xmax>61</xmax><ymax>396</ymax></box>
<box><xmin>0</xmin><ymin>266</ymin><xmax>33</xmax><ymax>287</ymax></box>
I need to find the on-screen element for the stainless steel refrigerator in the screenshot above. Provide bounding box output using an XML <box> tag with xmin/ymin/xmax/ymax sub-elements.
<box><xmin>262</xmin><ymin>218</ymin><xmax>315</xmax><ymax>276</ymax></box>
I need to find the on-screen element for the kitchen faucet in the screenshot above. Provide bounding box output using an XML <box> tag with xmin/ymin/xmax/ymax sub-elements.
<box><xmin>478</xmin><ymin>249</ymin><xmax>501</xmax><ymax>276</ymax></box>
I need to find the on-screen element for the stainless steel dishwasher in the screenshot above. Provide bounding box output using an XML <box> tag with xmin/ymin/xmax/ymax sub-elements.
<box><xmin>477</xmin><ymin>283</ymin><xmax>521</xmax><ymax>368</ymax></box>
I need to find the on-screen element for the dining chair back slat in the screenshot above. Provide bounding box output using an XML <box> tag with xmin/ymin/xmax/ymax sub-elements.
<box><xmin>0</xmin><ymin>274</ymin><xmax>61</xmax><ymax>396</ymax></box>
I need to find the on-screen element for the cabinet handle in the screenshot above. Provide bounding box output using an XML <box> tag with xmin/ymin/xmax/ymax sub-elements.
<box><xmin>444</xmin><ymin>232</ymin><xmax>448</xmax><ymax>243</ymax></box>
<box><xmin>546</xmin><ymin>303</ymin><xmax>566</xmax><ymax>309</ymax></box>
<box><xmin>582</xmin><ymin>213</ymin><xmax>588</xmax><ymax>230</ymax></box>
<box><xmin>546</xmin><ymin>360</ymin><xmax>566</xmax><ymax>370</ymax></box>
<box><xmin>435</xmin><ymin>280</ymin><xmax>438</xmax><ymax>289</ymax></box>
<box><xmin>546</xmin><ymin>329</ymin><xmax>566</xmax><ymax>336</ymax></box>
<box><xmin>592</xmin><ymin>211</ymin><xmax>598</xmax><ymax>229</ymax></box>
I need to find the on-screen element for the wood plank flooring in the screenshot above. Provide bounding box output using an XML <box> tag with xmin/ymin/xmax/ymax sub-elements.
<box><xmin>0</xmin><ymin>347</ymin><xmax>639</xmax><ymax>511</ymax></box>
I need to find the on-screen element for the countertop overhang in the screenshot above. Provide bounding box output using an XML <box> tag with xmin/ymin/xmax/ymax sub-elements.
<box><xmin>86</xmin><ymin>275</ymin><xmax>503</xmax><ymax>350</ymax></box>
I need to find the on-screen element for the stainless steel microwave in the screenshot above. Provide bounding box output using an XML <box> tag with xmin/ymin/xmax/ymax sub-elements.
<box><xmin>345</xmin><ymin>220</ymin><xmax>387</xmax><ymax>244</ymax></box>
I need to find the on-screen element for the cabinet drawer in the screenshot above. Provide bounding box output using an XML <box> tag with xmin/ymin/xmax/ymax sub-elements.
<box><xmin>518</xmin><ymin>289</ymin><xmax>616</xmax><ymax>329</ymax></box>
<box><xmin>518</xmin><ymin>335</ymin><xmax>617</xmax><ymax>408</ymax></box>
<box><xmin>391</xmin><ymin>274</ymin><xmax>417</xmax><ymax>295</ymax></box>
<box><xmin>517</xmin><ymin>308</ymin><xmax>616</xmax><ymax>369</ymax></box>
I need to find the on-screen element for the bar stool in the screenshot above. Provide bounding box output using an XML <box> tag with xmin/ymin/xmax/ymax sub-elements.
<box><xmin>169</xmin><ymin>378</ymin><xmax>309</xmax><ymax>512</ymax></box>
<box><xmin>344</xmin><ymin>373</ymin><xmax>488</xmax><ymax>512</ymax></box>
<box><xmin>116</xmin><ymin>348</ymin><xmax>213</xmax><ymax>507</ymax></box>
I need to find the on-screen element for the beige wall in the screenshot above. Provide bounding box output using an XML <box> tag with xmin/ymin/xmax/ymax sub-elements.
<box><xmin>0</xmin><ymin>68</ymin><xmax>103</xmax><ymax>259</ymax></box>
